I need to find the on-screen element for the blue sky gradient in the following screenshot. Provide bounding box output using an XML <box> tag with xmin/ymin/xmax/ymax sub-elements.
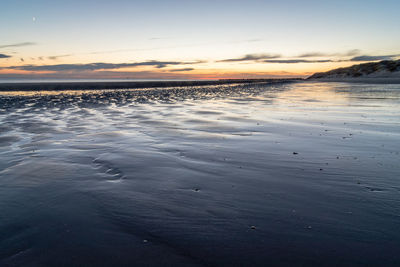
<box><xmin>1</xmin><ymin>0</ymin><xmax>399</xmax><ymax>79</ymax></box>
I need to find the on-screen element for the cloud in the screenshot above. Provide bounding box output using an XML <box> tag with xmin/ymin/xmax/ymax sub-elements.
<box><xmin>343</xmin><ymin>49</ymin><xmax>362</xmax><ymax>56</ymax></box>
<box><xmin>218</xmin><ymin>50</ymin><xmax>360</xmax><ymax>63</ymax></box>
<box><xmin>148</xmin><ymin>37</ymin><xmax>173</xmax><ymax>40</ymax></box>
<box><xmin>245</xmin><ymin>39</ymin><xmax>264</xmax><ymax>42</ymax></box>
<box><xmin>263</xmin><ymin>59</ymin><xmax>333</xmax><ymax>64</ymax></box>
<box><xmin>262</xmin><ymin>55</ymin><xmax>399</xmax><ymax>63</ymax></box>
<box><xmin>77</xmin><ymin>38</ymin><xmax>264</xmax><ymax>57</ymax></box>
<box><xmin>0</xmin><ymin>42</ymin><xmax>36</xmax><ymax>49</ymax></box>
<box><xmin>0</xmin><ymin>69</ymin><xmax>304</xmax><ymax>80</ymax></box>
<box><xmin>168</xmin><ymin>68</ymin><xmax>195</xmax><ymax>72</ymax></box>
<box><xmin>87</xmin><ymin>44</ymin><xmax>211</xmax><ymax>55</ymax></box>
<box><xmin>218</xmin><ymin>53</ymin><xmax>281</xmax><ymax>62</ymax></box>
<box><xmin>216</xmin><ymin>50</ymin><xmax>399</xmax><ymax>64</ymax></box>
<box><xmin>3</xmin><ymin>60</ymin><xmax>205</xmax><ymax>72</ymax></box>
<box><xmin>0</xmin><ymin>70</ymin><xmax>194</xmax><ymax>80</ymax></box>
<box><xmin>297</xmin><ymin>52</ymin><xmax>326</xmax><ymax>58</ymax></box>
<box><xmin>48</xmin><ymin>54</ymin><xmax>72</xmax><ymax>60</ymax></box>
<box><xmin>298</xmin><ymin>49</ymin><xmax>361</xmax><ymax>58</ymax></box>
<box><xmin>350</xmin><ymin>55</ymin><xmax>399</xmax><ymax>61</ymax></box>
<box><xmin>0</xmin><ymin>53</ymin><xmax>11</xmax><ymax>58</ymax></box>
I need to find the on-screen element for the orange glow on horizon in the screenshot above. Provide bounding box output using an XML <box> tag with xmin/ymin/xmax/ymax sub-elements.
<box><xmin>0</xmin><ymin>59</ymin><xmax>380</xmax><ymax>80</ymax></box>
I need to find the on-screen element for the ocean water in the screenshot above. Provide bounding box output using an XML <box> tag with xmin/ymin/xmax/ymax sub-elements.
<box><xmin>0</xmin><ymin>79</ymin><xmax>190</xmax><ymax>83</ymax></box>
<box><xmin>0</xmin><ymin>82</ymin><xmax>399</xmax><ymax>266</ymax></box>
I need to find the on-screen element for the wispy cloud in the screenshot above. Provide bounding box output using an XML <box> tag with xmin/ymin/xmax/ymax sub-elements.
<box><xmin>218</xmin><ymin>53</ymin><xmax>281</xmax><ymax>62</ymax></box>
<box><xmin>298</xmin><ymin>52</ymin><xmax>327</xmax><ymax>58</ymax></box>
<box><xmin>0</xmin><ymin>69</ymin><xmax>304</xmax><ymax>80</ymax></box>
<box><xmin>217</xmin><ymin>50</ymin><xmax>400</xmax><ymax>64</ymax></box>
<box><xmin>0</xmin><ymin>70</ymin><xmax>194</xmax><ymax>80</ymax></box>
<box><xmin>219</xmin><ymin>50</ymin><xmax>361</xmax><ymax>63</ymax></box>
<box><xmin>3</xmin><ymin>60</ymin><xmax>205</xmax><ymax>72</ymax></box>
<box><xmin>245</xmin><ymin>39</ymin><xmax>264</xmax><ymax>43</ymax></box>
<box><xmin>0</xmin><ymin>42</ymin><xmax>36</xmax><ymax>49</ymax></box>
<box><xmin>77</xmin><ymin>38</ymin><xmax>264</xmax><ymax>57</ymax></box>
<box><xmin>48</xmin><ymin>54</ymin><xmax>72</xmax><ymax>60</ymax></box>
<box><xmin>86</xmin><ymin>44</ymin><xmax>209</xmax><ymax>55</ymax></box>
<box><xmin>168</xmin><ymin>68</ymin><xmax>195</xmax><ymax>72</ymax></box>
<box><xmin>350</xmin><ymin>54</ymin><xmax>399</xmax><ymax>61</ymax></box>
<box><xmin>298</xmin><ymin>49</ymin><xmax>361</xmax><ymax>58</ymax></box>
<box><xmin>0</xmin><ymin>53</ymin><xmax>11</xmax><ymax>59</ymax></box>
<box><xmin>263</xmin><ymin>59</ymin><xmax>333</xmax><ymax>64</ymax></box>
<box><xmin>345</xmin><ymin>49</ymin><xmax>362</xmax><ymax>56</ymax></box>
<box><xmin>148</xmin><ymin>37</ymin><xmax>173</xmax><ymax>40</ymax></box>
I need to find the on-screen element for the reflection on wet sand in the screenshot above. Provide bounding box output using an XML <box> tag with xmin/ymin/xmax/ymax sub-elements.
<box><xmin>0</xmin><ymin>82</ymin><xmax>400</xmax><ymax>266</ymax></box>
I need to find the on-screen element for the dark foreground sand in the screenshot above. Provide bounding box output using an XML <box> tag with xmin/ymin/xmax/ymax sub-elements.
<box><xmin>0</xmin><ymin>79</ymin><xmax>297</xmax><ymax>91</ymax></box>
<box><xmin>0</xmin><ymin>81</ymin><xmax>399</xmax><ymax>266</ymax></box>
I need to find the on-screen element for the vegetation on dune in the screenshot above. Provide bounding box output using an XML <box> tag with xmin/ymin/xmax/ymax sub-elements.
<box><xmin>309</xmin><ymin>60</ymin><xmax>400</xmax><ymax>79</ymax></box>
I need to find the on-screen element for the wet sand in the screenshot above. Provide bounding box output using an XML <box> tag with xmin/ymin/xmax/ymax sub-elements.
<box><xmin>0</xmin><ymin>81</ymin><xmax>400</xmax><ymax>266</ymax></box>
<box><xmin>0</xmin><ymin>79</ymin><xmax>297</xmax><ymax>91</ymax></box>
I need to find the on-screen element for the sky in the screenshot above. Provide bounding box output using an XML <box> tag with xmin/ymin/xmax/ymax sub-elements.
<box><xmin>1</xmin><ymin>0</ymin><xmax>400</xmax><ymax>80</ymax></box>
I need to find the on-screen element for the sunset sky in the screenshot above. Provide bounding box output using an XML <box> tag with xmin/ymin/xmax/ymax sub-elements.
<box><xmin>1</xmin><ymin>0</ymin><xmax>400</xmax><ymax>80</ymax></box>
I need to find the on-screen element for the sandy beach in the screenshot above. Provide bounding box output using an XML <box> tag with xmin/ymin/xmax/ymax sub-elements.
<box><xmin>1</xmin><ymin>81</ymin><xmax>400</xmax><ymax>266</ymax></box>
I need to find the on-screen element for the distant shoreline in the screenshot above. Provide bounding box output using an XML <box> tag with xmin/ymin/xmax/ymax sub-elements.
<box><xmin>0</xmin><ymin>79</ymin><xmax>301</xmax><ymax>91</ymax></box>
